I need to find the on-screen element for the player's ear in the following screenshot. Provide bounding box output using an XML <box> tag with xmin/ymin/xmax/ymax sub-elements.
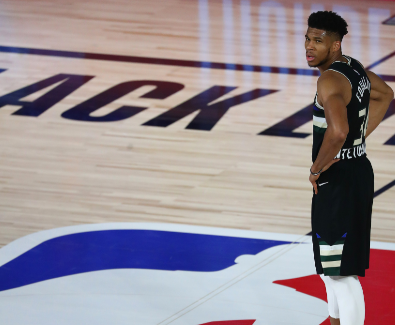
<box><xmin>332</xmin><ymin>40</ymin><xmax>341</xmax><ymax>52</ymax></box>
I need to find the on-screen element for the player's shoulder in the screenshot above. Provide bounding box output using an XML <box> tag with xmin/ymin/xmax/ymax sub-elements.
<box><xmin>317</xmin><ymin>69</ymin><xmax>349</xmax><ymax>88</ymax></box>
<box><xmin>317</xmin><ymin>70</ymin><xmax>352</xmax><ymax>99</ymax></box>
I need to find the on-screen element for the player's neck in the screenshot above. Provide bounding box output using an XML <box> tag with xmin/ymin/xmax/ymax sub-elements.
<box><xmin>318</xmin><ymin>52</ymin><xmax>346</xmax><ymax>74</ymax></box>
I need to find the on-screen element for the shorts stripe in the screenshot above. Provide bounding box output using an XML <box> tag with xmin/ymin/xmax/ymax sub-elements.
<box><xmin>322</xmin><ymin>260</ymin><xmax>342</xmax><ymax>268</ymax></box>
<box><xmin>317</xmin><ymin>234</ymin><xmax>346</xmax><ymax>276</ymax></box>
<box><xmin>321</xmin><ymin>250</ymin><xmax>343</xmax><ymax>257</ymax></box>
<box><xmin>320</xmin><ymin>243</ymin><xmax>344</xmax><ymax>251</ymax></box>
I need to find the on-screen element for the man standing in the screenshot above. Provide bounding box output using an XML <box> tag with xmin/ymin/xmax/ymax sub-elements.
<box><xmin>305</xmin><ymin>11</ymin><xmax>394</xmax><ymax>325</ymax></box>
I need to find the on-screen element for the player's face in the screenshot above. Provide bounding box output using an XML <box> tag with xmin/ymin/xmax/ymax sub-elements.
<box><xmin>305</xmin><ymin>27</ymin><xmax>337</xmax><ymax>68</ymax></box>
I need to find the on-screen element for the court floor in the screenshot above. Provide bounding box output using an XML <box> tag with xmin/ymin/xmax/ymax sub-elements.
<box><xmin>0</xmin><ymin>0</ymin><xmax>394</xmax><ymax>324</ymax></box>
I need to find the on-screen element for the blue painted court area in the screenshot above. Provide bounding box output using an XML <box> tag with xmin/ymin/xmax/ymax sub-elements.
<box><xmin>0</xmin><ymin>224</ymin><xmax>393</xmax><ymax>325</ymax></box>
<box><xmin>0</xmin><ymin>229</ymin><xmax>291</xmax><ymax>292</ymax></box>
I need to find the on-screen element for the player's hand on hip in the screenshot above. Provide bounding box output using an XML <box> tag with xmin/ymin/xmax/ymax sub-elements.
<box><xmin>309</xmin><ymin>173</ymin><xmax>320</xmax><ymax>194</ymax></box>
<box><xmin>309</xmin><ymin>159</ymin><xmax>340</xmax><ymax>194</ymax></box>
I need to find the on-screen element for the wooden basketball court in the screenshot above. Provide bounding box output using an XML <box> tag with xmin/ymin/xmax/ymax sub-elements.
<box><xmin>0</xmin><ymin>0</ymin><xmax>394</xmax><ymax>248</ymax></box>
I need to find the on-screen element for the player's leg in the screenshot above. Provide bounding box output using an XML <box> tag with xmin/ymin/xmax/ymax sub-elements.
<box><xmin>329</xmin><ymin>316</ymin><xmax>340</xmax><ymax>325</ymax></box>
<box><xmin>320</xmin><ymin>274</ymin><xmax>340</xmax><ymax>324</ymax></box>
<box><xmin>328</xmin><ymin>275</ymin><xmax>365</xmax><ymax>325</ymax></box>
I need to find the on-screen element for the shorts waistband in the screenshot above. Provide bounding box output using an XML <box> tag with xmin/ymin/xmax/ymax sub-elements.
<box><xmin>335</xmin><ymin>143</ymin><xmax>366</xmax><ymax>160</ymax></box>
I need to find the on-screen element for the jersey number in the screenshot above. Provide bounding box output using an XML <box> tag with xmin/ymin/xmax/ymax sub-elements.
<box><xmin>353</xmin><ymin>107</ymin><xmax>368</xmax><ymax>146</ymax></box>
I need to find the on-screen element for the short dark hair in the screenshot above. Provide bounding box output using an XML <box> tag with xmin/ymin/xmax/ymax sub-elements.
<box><xmin>308</xmin><ymin>11</ymin><xmax>348</xmax><ymax>40</ymax></box>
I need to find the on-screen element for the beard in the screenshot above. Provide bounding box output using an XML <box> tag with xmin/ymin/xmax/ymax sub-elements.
<box><xmin>309</xmin><ymin>49</ymin><xmax>331</xmax><ymax>68</ymax></box>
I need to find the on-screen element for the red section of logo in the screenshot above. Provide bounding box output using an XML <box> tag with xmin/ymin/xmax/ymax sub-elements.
<box><xmin>274</xmin><ymin>248</ymin><xmax>395</xmax><ymax>325</ymax></box>
<box><xmin>274</xmin><ymin>275</ymin><xmax>330</xmax><ymax>325</ymax></box>
<box><xmin>319</xmin><ymin>318</ymin><xmax>331</xmax><ymax>325</ymax></box>
<box><xmin>199</xmin><ymin>320</ymin><xmax>256</xmax><ymax>325</ymax></box>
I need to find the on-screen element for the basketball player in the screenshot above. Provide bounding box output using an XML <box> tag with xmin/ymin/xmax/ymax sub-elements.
<box><xmin>305</xmin><ymin>11</ymin><xmax>394</xmax><ymax>325</ymax></box>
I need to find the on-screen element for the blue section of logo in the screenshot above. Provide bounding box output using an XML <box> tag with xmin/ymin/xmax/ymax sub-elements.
<box><xmin>0</xmin><ymin>230</ymin><xmax>291</xmax><ymax>292</ymax></box>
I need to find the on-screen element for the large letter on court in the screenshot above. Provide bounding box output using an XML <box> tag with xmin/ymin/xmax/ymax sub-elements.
<box><xmin>144</xmin><ymin>86</ymin><xmax>278</xmax><ymax>131</ymax></box>
<box><xmin>0</xmin><ymin>74</ymin><xmax>94</xmax><ymax>117</ymax></box>
<box><xmin>259</xmin><ymin>100</ymin><xmax>395</xmax><ymax>146</ymax></box>
<box><xmin>61</xmin><ymin>81</ymin><xmax>184</xmax><ymax>122</ymax></box>
<box><xmin>258</xmin><ymin>103</ymin><xmax>313</xmax><ymax>138</ymax></box>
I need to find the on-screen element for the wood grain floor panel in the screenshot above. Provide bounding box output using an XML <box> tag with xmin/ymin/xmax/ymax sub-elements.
<box><xmin>0</xmin><ymin>0</ymin><xmax>394</xmax><ymax>246</ymax></box>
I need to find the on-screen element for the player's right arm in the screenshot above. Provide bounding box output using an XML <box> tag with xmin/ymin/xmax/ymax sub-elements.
<box><xmin>365</xmin><ymin>70</ymin><xmax>394</xmax><ymax>138</ymax></box>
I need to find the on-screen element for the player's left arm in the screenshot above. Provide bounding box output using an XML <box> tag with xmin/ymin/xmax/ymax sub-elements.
<box><xmin>309</xmin><ymin>72</ymin><xmax>350</xmax><ymax>194</ymax></box>
<box><xmin>364</xmin><ymin>70</ymin><xmax>394</xmax><ymax>138</ymax></box>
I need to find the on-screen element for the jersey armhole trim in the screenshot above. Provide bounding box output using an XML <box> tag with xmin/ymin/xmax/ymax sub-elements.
<box><xmin>315</xmin><ymin>93</ymin><xmax>325</xmax><ymax>110</ymax></box>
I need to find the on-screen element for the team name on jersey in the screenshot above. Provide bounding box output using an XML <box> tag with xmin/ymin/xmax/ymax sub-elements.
<box><xmin>356</xmin><ymin>76</ymin><xmax>370</xmax><ymax>103</ymax></box>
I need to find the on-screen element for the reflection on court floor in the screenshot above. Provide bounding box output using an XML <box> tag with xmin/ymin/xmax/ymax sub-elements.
<box><xmin>0</xmin><ymin>223</ymin><xmax>394</xmax><ymax>325</ymax></box>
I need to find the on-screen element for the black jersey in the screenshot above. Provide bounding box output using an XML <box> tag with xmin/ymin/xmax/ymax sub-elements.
<box><xmin>312</xmin><ymin>55</ymin><xmax>371</xmax><ymax>162</ymax></box>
